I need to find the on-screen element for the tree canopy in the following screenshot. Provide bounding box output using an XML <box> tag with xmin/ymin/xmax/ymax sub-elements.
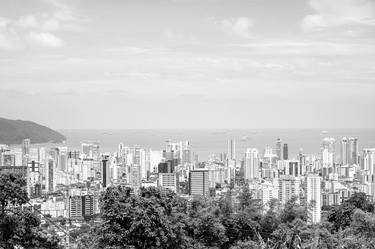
<box><xmin>0</xmin><ymin>173</ymin><xmax>61</xmax><ymax>249</ymax></box>
<box><xmin>84</xmin><ymin>186</ymin><xmax>375</xmax><ymax>249</ymax></box>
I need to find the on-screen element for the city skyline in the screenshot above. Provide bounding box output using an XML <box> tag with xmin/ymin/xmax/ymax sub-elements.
<box><xmin>1</xmin><ymin>1</ymin><xmax>375</xmax><ymax>248</ymax></box>
<box><xmin>1</xmin><ymin>0</ymin><xmax>375</xmax><ymax>129</ymax></box>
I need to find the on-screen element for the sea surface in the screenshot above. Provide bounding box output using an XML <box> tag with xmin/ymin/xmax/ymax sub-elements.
<box><xmin>50</xmin><ymin>129</ymin><xmax>375</xmax><ymax>161</ymax></box>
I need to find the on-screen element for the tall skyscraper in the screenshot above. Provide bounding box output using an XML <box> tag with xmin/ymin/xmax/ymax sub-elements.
<box><xmin>321</xmin><ymin>138</ymin><xmax>335</xmax><ymax>165</ymax></box>
<box><xmin>118</xmin><ymin>142</ymin><xmax>124</xmax><ymax>157</ymax></box>
<box><xmin>227</xmin><ymin>139</ymin><xmax>236</xmax><ymax>160</ymax></box>
<box><xmin>350</xmin><ymin>138</ymin><xmax>359</xmax><ymax>165</ymax></box>
<box><xmin>341</xmin><ymin>137</ymin><xmax>349</xmax><ymax>165</ymax></box>
<box><xmin>363</xmin><ymin>148</ymin><xmax>375</xmax><ymax>173</ymax></box>
<box><xmin>363</xmin><ymin>148</ymin><xmax>375</xmax><ymax>201</ymax></box>
<box><xmin>189</xmin><ymin>170</ymin><xmax>209</xmax><ymax>196</ymax></box>
<box><xmin>283</xmin><ymin>144</ymin><xmax>288</xmax><ymax>160</ymax></box>
<box><xmin>321</xmin><ymin>137</ymin><xmax>335</xmax><ymax>178</ymax></box>
<box><xmin>297</xmin><ymin>149</ymin><xmax>306</xmax><ymax>175</ymax></box>
<box><xmin>22</xmin><ymin>138</ymin><xmax>30</xmax><ymax>165</ymax></box>
<box><xmin>244</xmin><ymin>148</ymin><xmax>259</xmax><ymax>180</ymax></box>
<box><xmin>27</xmin><ymin>160</ymin><xmax>40</xmax><ymax>197</ymax></box>
<box><xmin>46</xmin><ymin>158</ymin><xmax>55</xmax><ymax>193</ymax></box>
<box><xmin>282</xmin><ymin>160</ymin><xmax>301</xmax><ymax>177</ymax></box>
<box><xmin>306</xmin><ymin>174</ymin><xmax>321</xmax><ymax>223</ymax></box>
<box><xmin>130</xmin><ymin>165</ymin><xmax>141</xmax><ymax>192</ymax></box>
<box><xmin>341</xmin><ymin>137</ymin><xmax>358</xmax><ymax>165</ymax></box>
<box><xmin>101</xmin><ymin>157</ymin><xmax>110</xmax><ymax>188</ymax></box>
<box><xmin>133</xmin><ymin>147</ymin><xmax>146</xmax><ymax>179</ymax></box>
<box><xmin>275</xmin><ymin>138</ymin><xmax>282</xmax><ymax>160</ymax></box>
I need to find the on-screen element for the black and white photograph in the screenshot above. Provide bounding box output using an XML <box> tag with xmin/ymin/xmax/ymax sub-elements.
<box><xmin>1</xmin><ymin>0</ymin><xmax>375</xmax><ymax>248</ymax></box>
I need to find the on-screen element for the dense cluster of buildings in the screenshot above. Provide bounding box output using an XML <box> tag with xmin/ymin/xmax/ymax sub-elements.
<box><xmin>0</xmin><ymin>136</ymin><xmax>375</xmax><ymax>226</ymax></box>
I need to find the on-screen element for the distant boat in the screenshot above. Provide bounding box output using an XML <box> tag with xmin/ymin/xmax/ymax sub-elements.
<box><xmin>241</xmin><ymin>136</ymin><xmax>249</xmax><ymax>141</ymax></box>
<box><xmin>322</xmin><ymin>130</ymin><xmax>328</xmax><ymax>134</ymax></box>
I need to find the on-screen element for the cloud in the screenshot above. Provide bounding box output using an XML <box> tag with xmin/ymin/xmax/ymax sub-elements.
<box><xmin>219</xmin><ymin>17</ymin><xmax>253</xmax><ymax>38</ymax></box>
<box><xmin>302</xmin><ymin>0</ymin><xmax>375</xmax><ymax>31</ymax></box>
<box><xmin>0</xmin><ymin>17</ymin><xmax>24</xmax><ymax>50</ymax></box>
<box><xmin>0</xmin><ymin>0</ymin><xmax>80</xmax><ymax>50</ymax></box>
<box><xmin>228</xmin><ymin>40</ymin><xmax>375</xmax><ymax>56</ymax></box>
<box><xmin>162</xmin><ymin>28</ymin><xmax>199</xmax><ymax>43</ymax></box>
<box><xmin>27</xmin><ymin>32</ymin><xmax>63</xmax><ymax>48</ymax></box>
<box><xmin>16</xmin><ymin>14</ymin><xmax>60</xmax><ymax>31</ymax></box>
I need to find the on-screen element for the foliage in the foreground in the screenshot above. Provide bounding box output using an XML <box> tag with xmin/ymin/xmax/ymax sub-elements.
<box><xmin>78</xmin><ymin>186</ymin><xmax>375</xmax><ymax>249</ymax></box>
<box><xmin>0</xmin><ymin>173</ymin><xmax>62</xmax><ymax>249</ymax></box>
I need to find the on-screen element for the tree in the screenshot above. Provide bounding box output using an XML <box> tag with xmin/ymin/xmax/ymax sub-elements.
<box><xmin>327</xmin><ymin>202</ymin><xmax>355</xmax><ymax>231</ymax></box>
<box><xmin>259</xmin><ymin>199</ymin><xmax>281</xmax><ymax>241</ymax></box>
<box><xmin>0</xmin><ymin>173</ymin><xmax>61</xmax><ymax>249</ymax></box>
<box><xmin>194</xmin><ymin>213</ymin><xmax>228</xmax><ymax>247</ymax></box>
<box><xmin>279</xmin><ymin>196</ymin><xmax>307</xmax><ymax>224</ymax></box>
<box><xmin>98</xmin><ymin>186</ymin><xmax>190</xmax><ymax>249</ymax></box>
<box><xmin>347</xmin><ymin>209</ymin><xmax>375</xmax><ymax>240</ymax></box>
<box><xmin>229</xmin><ymin>240</ymin><xmax>261</xmax><ymax>249</ymax></box>
<box><xmin>237</xmin><ymin>185</ymin><xmax>254</xmax><ymax>210</ymax></box>
<box><xmin>346</xmin><ymin>192</ymin><xmax>374</xmax><ymax>213</ymax></box>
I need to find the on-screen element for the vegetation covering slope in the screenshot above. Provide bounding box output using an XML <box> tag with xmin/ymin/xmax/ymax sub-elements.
<box><xmin>0</xmin><ymin>173</ymin><xmax>62</xmax><ymax>249</ymax></box>
<box><xmin>77</xmin><ymin>186</ymin><xmax>375</xmax><ymax>249</ymax></box>
<box><xmin>0</xmin><ymin>117</ymin><xmax>65</xmax><ymax>145</ymax></box>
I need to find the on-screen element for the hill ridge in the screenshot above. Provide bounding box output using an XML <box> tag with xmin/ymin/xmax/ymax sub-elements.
<box><xmin>0</xmin><ymin>117</ymin><xmax>66</xmax><ymax>145</ymax></box>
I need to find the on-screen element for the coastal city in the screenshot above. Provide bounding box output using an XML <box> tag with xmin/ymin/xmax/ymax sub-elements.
<box><xmin>1</xmin><ymin>0</ymin><xmax>375</xmax><ymax>246</ymax></box>
<box><xmin>0</xmin><ymin>135</ymin><xmax>374</xmax><ymax>247</ymax></box>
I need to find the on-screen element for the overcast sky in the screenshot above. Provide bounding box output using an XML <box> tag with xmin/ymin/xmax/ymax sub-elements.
<box><xmin>0</xmin><ymin>0</ymin><xmax>375</xmax><ymax>129</ymax></box>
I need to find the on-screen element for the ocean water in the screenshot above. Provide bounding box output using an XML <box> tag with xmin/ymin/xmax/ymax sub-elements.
<box><xmin>55</xmin><ymin>129</ymin><xmax>375</xmax><ymax>161</ymax></box>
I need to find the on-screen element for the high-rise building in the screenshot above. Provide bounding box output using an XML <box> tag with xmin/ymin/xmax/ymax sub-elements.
<box><xmin>118</xmin><ymin>142</ymin><xmax>124</xmax><ymax>157</ymax></box>
<box><xmin>227</xmin><ymin>139</ymin><xmax>236</xmax><ymax>160</ymax></box>
<box><xmin>350</xmin><ymin>138</ymin><xmax>359</xmax><ymax>165</ymax></box>
<box><xmin>130</xmin><ymin>165</ymin><xmax>141</xmax><ymax>192</ymax></box>
<box><xmin>306</xmin><ymin>174</ymin><xmax>321</xmax><ymax>223</ymax></box>
<box><xmin>321</xmin><ymin>138</ymin><xmax>335</xmax><ymax>166</ymax></box>
<box><xmin>101</xmin><ymin>157</ymin><xmax>110</xmax><ymax>188</ymax></box>
<box><xmin>363</xmin><ymin>148</ymin><xmax>375</xmax><ymax>173</ymax></box>
<box><xmin>182</xmin><ymin>149</ymin><xmax>192</xmax><ymax>165</ymax></box>
<box><xmin>278</xmin><ymin>175</ymin><xmax>300</xmax><ymax>204</ymax></box>
<box><xmin>58</xmin><ymin>153</ymin><xmax>67</xmax><ymax>172</ymax></box>
<box><xmin>133</xmin><ymin>147</ymin><xmax>147</xmax><ymax>179</ymax></box>
<box><xmin>341</xmin><ymin>137</ymin><xmax>358</xmax><ymax>165</ymax></box>
<box><xmin>149</xmin><ymin>150</ymin><xmax>163</xmax><ymax>173</ymax></box>
<box><xmin>27</xmin><ymin>160</ymin><xmax>40</xmax><ymax>197</ymax></box>
<box><xmin>244</xmin><ymin>148</ymin><xmax>260</xmax><ymax>180</ymax></box>
<box><xmin>363</xmin><ymin>148</ymin><xmax>375</xmax><ymax>201</ymax></box>
<box><xmin>158</xmin><ymin>173</ymin><xmax>178</xmax><ymax>192</ymax></box>
<box><xmin>280</xmin><ymin>160</ymin><xmax>301</xmax><ymax>177</ymax></box>
<box><xmin>189</xmin><ymin>170</ymin><xmax>209</xmax><ymax>196</ymax></box>
<box><xmin>69</xmin><ymin>196</ymin><xmax>83</xmax><ymax>219</ymax></box>
<box><xmin>158</xmin><ymin>160</ymin><xmax>175</xmax><ymax>173</ymax></box>
<box><xmin>69</xmin><ymin>195</ymin><xmax>95</xmax><ymax>219</ymax></box>
<box><xmin>275</xmin><ymin>138</ymin><xmax>282</xmax><ymax>160</ymax></box>
<box><xmin>82</xmin><ymin>195</ymin><xmax>95</xmax><ymax>218</ymax></box>
<box><xmin>81</xmin><ymin>142</ymin><xmax>100</xmax><ymax>160</ymax></box>
<box><xmin>46</xmin><ymin>158</ymin><xmax>55</xmax><ymax>193</ymax></box>
<box><xmin>283</xmin><ymin>144</ymin><xmax>288</xmax><ymax>160</ymax></box>
<box><xmin>22</xmin><ymin>138</ymin><xmax>30</xmax><ymax>165</ymax></box>
<box><xmin>1</xmin><ymin>152</ymin><xmax>15</xmax><ymax>166</ymax></box>
<box><xmin>321</xmin><ymin>138</ymin><xmax>336</xmax><ymax>178</ymax></box>
<box><xmin>261</xmin><ymin>180</ymin><xmax>279</xmax><ymax>208</ymax></box>
<box><xmin>297</xmin><ymin>149</ymin><xmax>306</xmax><ymax>175</ymax></box>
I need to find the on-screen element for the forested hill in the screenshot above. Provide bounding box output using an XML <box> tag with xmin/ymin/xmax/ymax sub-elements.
<box><xmin>0</xmin><ymin>117</ymin><xmax>65</xmax><ymax>145</ymax></box>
